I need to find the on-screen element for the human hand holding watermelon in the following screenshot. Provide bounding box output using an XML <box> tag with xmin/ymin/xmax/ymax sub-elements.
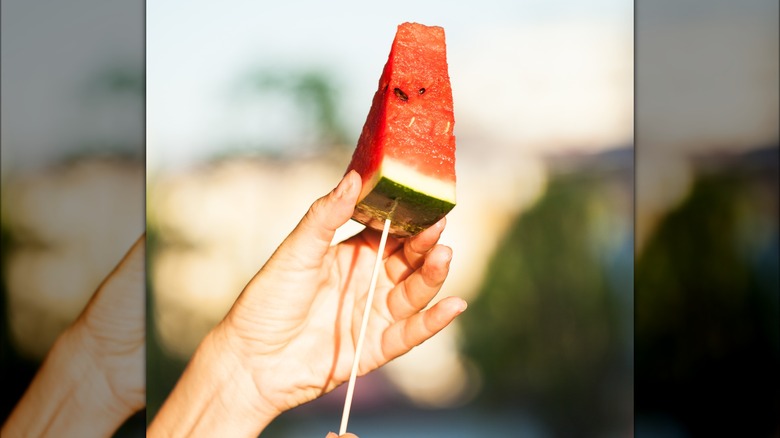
<box><xmin>148</xmin><ymin>22</ymin><xmax>461</xmax><ymax>437</ymax></box>
<box><xmin>148</xmin><ymin>170</ymin><xmax>465</xmax><ymax>437</ymax></box>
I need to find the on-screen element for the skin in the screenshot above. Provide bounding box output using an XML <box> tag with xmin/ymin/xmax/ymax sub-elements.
<box><xmin>3</xmin><ymin>170</ymin><xmax>463</xmax><ymax>437</ymax></box>
<box><xmin>149</xmin><ymin>169</ymin><xmax>466</xmax><ymax>436</ymax></box>
<box><xmin>1</xmin><ymin>235</ymin><xmax>145</xmax><ymax>437</ymax></box>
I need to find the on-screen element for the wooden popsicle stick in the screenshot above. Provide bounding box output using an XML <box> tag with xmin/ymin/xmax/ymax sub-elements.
<box><xmin>339</xmin><ymin>218</ymin><xmax>392</xmax><ymax>435</ymax></box>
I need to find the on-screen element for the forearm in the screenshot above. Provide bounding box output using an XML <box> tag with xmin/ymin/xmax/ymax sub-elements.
<box><xmin>2</xmin><ymin>327</ymin><xmax>133</xmax><ymax>437</ymax></box>
<box><xmin>147</xmin><ymin>326</ymin><xmax>278</xmax><ymax>438</ymax></box>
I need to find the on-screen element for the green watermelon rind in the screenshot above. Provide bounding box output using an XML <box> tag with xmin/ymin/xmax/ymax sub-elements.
<box><xmin>351</xmin><ymin>176</ymin><xmax>455</xmax><ymax>237</ymax></box>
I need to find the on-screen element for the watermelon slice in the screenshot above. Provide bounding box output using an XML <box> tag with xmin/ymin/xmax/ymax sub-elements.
<box><xmin>346</xmin><ymin>22</ymin><xmax>456</xmax><ymax>237</ymax></box>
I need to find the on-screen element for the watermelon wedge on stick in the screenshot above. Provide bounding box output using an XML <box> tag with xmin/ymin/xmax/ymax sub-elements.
<box><xmin>339</xmin><ymin>23</ymin><xmax>457</xmax><ymax>435</ymax></box>
<box><xmin>346</xmin><ymin>22</ymin><xmax>456</xmax><ymax>237</ymax></box>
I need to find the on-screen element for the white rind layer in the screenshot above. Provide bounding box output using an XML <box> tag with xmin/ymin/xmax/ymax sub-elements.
<box><xmin>360</xmin><ymin>157</ymin><xmax>456</xmax><ymax>204</ymax></box>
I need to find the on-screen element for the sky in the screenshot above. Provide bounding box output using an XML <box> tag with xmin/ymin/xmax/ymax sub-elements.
<box><xmin>3</xmin><ymin>0</ymin><xmax>775</xmax><ymax>173</ymax></box>
<box><xmin>1</xmin><ymin>0</ymin><xmax>144</xmax><ymax>175</ymax></box>
<box><xmin>146</xmin><ymin>0</ymin><xmax>634</xmax><ymax>170</ymax></box>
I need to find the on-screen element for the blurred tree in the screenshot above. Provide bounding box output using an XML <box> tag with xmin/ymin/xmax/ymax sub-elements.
<box><xmin>461</xmin><ymin>161</ymin><xmax>633</xmax><ymax>437</ymax></box>
<box><xmin>68</xmin><ymin>63</ymin><xmax>145</xmax><ymax>160</ymax></box>
<box><xmin>635</xmin><ymin>149</ymin><xmax>779</xmax><ymax>436</ymax></box>
<box><xmin>84</xmin><ymin>64</ymin><xmax>144</xmax><ymax>97</ymax></box>
<box><xmin>242</xmin><ymin>67</ymin><xmax>349</xmax><ymax>153</ymax></box>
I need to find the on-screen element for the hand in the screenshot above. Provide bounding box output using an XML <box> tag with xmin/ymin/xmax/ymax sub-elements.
<box><xmin>218</xmin><ymin>169</ymin><xmax>466</xmax><ymax>416</ymax></box>
<box><xmin>149</xmin><ymin>170</ymin><xmax>466</xmax><ymax>436</ymax></box>
<box><xmin>326</xmin><ymin>433</ymin><xmax>359</xmax><ymax>438</ymax></box>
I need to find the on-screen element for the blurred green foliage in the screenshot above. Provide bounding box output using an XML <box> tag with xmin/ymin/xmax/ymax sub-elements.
<box><xmin>242</xmin><ymin>67</ymin><xmax>349</xmax><ymax>151</ymax></box>
<box><xmin>461</xmin><ymin>163</ymin><xmax>633</xmax><ymax>437</ymax></box>
<box><xmin>635</xmin><ymin>156</ymin><xmax>779</xmax><ymax>436</ymax></box>
<box><xmin>82</xmin><ymin>64</ymin><xmax>145</xmax><ymax>98</ymax></box>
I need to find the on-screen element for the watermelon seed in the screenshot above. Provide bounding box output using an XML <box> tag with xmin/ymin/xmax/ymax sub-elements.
<box><xmin>393</xmin><ymin>87</ymin><xmax>409</xmax><ymax>101</ymax></box>
<box><xmin>419</xmin><ymin>88</ymin><xmax>426</xmax><ymax>94</ymax></box>
<box><xmin>443</xmin><ymin>121</ymin><xmax>450</xmax><ymax>134</ymax></box>
<box><xmin>408</xmin><ymin>117</ymin><xmax>416</xmax><ymax>127</ymax></box>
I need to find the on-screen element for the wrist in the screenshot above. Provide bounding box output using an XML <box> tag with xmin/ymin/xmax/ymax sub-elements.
<box><xmin>67</xmin><ymin>317</ymin><xmax>145</xmax><ymax>413</ymax></box>
<box><xmin>148</xmin><ymin>323</ymin><xmax>279</xmax><ymax>437</ymax></box>
<box><xmin>207</xmin><ymin>322</ymin><xmax>282</xmax><ymax>422</ymax></box>
<box><xmin>2</xmin><ymin>326</ymin><xmax>133</xmax><ymax>437</ymax></box>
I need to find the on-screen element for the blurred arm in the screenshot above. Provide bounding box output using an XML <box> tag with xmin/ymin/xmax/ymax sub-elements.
<box><xmin>2</xmin><ymin>235</ymin><xmax>146</xmax><ymax>437</ymax></box>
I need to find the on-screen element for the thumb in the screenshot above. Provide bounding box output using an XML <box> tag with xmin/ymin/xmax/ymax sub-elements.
<box><xmin>277</xmin><ymin>170</ymin><xmax>361</xmax><ymax>266</ymax></box>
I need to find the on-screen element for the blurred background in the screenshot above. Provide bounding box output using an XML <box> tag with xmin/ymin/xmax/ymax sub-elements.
<box><xmin>2</xmin><ymin>0</ymin><xmax>775</xmax><ymax>437</ymax></box>
<box><xmin>634</xmin><ymin>0</ymin><xmax>778</xmax><ymax>436</ymax></box>
<box><xmin>147</xmin><ymin>1</ymin><xmax>634</xmax><ymax>437</ymax></box>
<box><xmin>1</xmin><ymin>0</ymin><xmax>145</xmax><ymax>435</ymax></box>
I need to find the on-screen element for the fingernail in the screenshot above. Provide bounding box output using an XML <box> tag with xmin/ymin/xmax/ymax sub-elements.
<box><xmin>457</xmin><ymin>299</ymin><xmax>468</xmax><ymax>313</ymax></box>
<box><xmin>334</xmin><ymin>172</ymin><xmax>354</xmax><ymax>199</ymax></box>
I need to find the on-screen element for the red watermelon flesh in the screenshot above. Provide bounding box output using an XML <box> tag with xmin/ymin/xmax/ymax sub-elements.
<box><xmin>346</xmin><ymin>22</ymin><xmax>456</xmax><ymax>237</ymax></box>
